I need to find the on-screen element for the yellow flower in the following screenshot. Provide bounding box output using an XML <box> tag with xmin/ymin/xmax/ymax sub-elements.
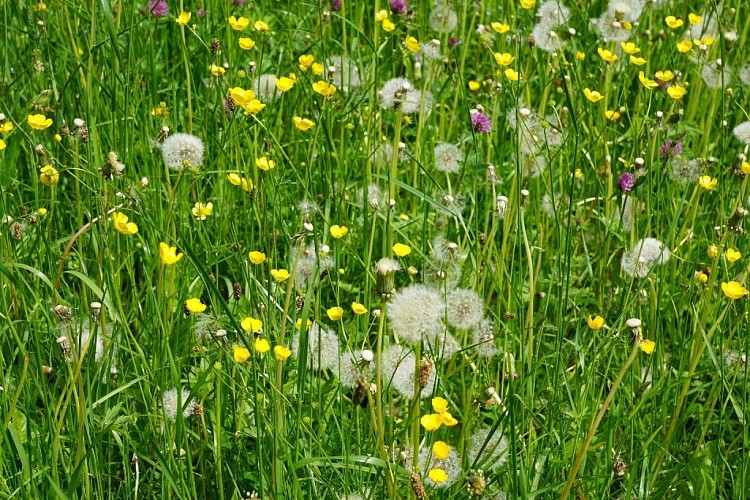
<box><xmin>210</xmin><ymin>64</ymin><xmax>226</xmax><ymax>77</ymax></box>
<box><xmin>491</xmin><ymin>22</ymin><xmax>510</xmax><ymax>33</ymax></box>
<box><xmin>432</xmin><ymin>396</ymin><xmax>448</xmax><ymax>413</ymax></box>
<box><xmin>620</xmin><ymin>42</ymin><xmax>640</xmax><ymax>54</ymax></box>
<box><xmin>707</xmin><ymin>245</ymin><xmax>719</xmax><ymax>259</ymax></box>
<box><xmin>233</xmin><ymin>345</ymin><xmax>251</xmax><ymax>363</ymax></box>
<box><xmin>39</xmin><ymin>165</ymin><xmax>59</xmax><ymax>186</ymax></box>
<box><xmin>695</xmin><ymin>271</ymin><xmax>708</xmax><ymax>284</ymax></box>
<box><xmin>375</xmin><ymin>10</ymin><xmax>389</xmax><ymax>22</ymax></box>
<box><xmin>255</xmin><ymin>156</ymin><xmax>276</xmax><ymax>171</ymax></box>
<box><xmin>254</xmin><ymin>338</ymin><xmax>270</xmax><ymax>353</ymax></box>
<box><xmin>271</xmin><ymin>269</ymin><xmax>290</xmax><ymax>282</ymax></box>
<box><xmin>0</xmin><ymin>121</ymin><xmax>14</xmax><ymax>134</ymax></box>
<box><xmin>28</xmin><ymin>114</ymin><xmax>53</xmax><ymax>130</ymax></box>
<box><xmin>295</xmin><ymin>318</ymin><xmax>312</xmax><ymax>330</ymax></box>
<box><xmin>468</xmin><ymin>80</ymin><xmax>480</xmax><ymax>91</ymax></box>
<box><xmin>274</xmin><ymin>345</ymin><xmax>292</xmax><ymax>361</ymax></box>
<box><xmin>243</xmin><ymin>99</ymin><xmax>266</xmax><ymax>114</ymax></box>
<box><xmin>192</xmin><ymin>202</ymin><xmax>214</xmax><ymax>220</ymax></box>
<box><xmin>227</xmin><ymin>173</ymin><xmax>242</xmax><ymax>186</ymax></box>
<box><xmin>688</xmin><ymin>13</ymin><xmax>702</xmax><ymax>25</ymax></box>
<box><xmin>676</xmin><ymin>40</ymin><xmax>693</xmax><ymax>53</ymax></box>
<box><xmin>37</xmin><ymin>2</ymin><xmax>46</xmax><ymax>10</ymax></box>
<box><xmin>665</xmin><ymin>16</ymin><xmax>683</xmax><ymax>29</ymax></box>
<box><xmin>587</xmin><ymin>315</ymin><xmax>605</xmax><ymax>330</ymax></box>
<box><xmin>440</xmin><ymin>412</ymin><xmax>458</xmax><ymax>426</ymax></box>
<box><xmin>639</xmin><ymin>339</ymin><xmax>655</xmax><ymax>355</ymax></box>
<box><xmin>239</xmin><ymin>37</ymin><xmax>256</xmax><ymax>50</ymax></box>
<box><xmin>254</xmin><ymin>20</ymin><xmax>269</xmax><ymax>31</ymax></box>
<box><xmin>667</xmin><ymin>85</ymin><xmax>687</xmax><ymax>99</ymax></box>
<box><xmin>405</xmin><ymin>36</ymin><xmax>420</xmax><ymax>53</ymax></box>
<box><xmin>742</xmin><ymin>161</ymin><xmax>750</xmax><ymax>175</ymax></box>
<box><xmin>630</xmin><ymin>56</ymin><xmax>647</xmax><ymax>66</ymax></box>
<box><xmin>597</xmin><ymin>48</ymin><xmax>617</xmax><ymax>62</ymax></box>
<box><xmin>229</xmin><ymin>15</ymin><xmax>250</xmax><ymax>30</ymax></box>
<box><xmin>432</xmin><ymin>441</ymin><xmax>451</xmax><ymax>460</ymax></box>
<box><xmin>326</xmin><ymin>306</ymin><xmax>344</xmax><ymax>321</ymax></box>
<box><xmin>293</xmin><ymin>116</ymin><xmax>315</xmax><ymax>131</ymax></box>
<box><xmin>159</xmin><ymin>242</ymin><xmax>183</xmax><ymax>265</ymax></box>
<box><xmin>655</xmin><ymin>70</ymin><xmax>674</xmax><ymax>82</ymax></box>
<box><xmin>229</xmin><ymin>87</ymin><xmax>255</xmax><ymax>106</ymax></box>
<box><xmin>249</xmin><ymin>251</ymin><xmax>266</xmax><ymax>264</ymax></box>
<box><xmin>428</xmin><ymin>469</ymin><xmax>448</xmax><ymax>483</ymax></box>
<box><xmin>298</xmin><ymin>54</ymin><xmax>314</xmax><ymax>70</ymax></box>
<box><xmin>381</xmin><ymin>18</ymin><xmax>395</xmax><ymax>32</ymax></box>
<box><xmin>175</xmin><ymin>11</ymin><xmax>191</xmax><ymax>26</ymax></box>
<box><xmin>638</xmin><ymin>71</ymin><xmax>658</xmax><ymax>90</ymax></box>
<box><xmin>392</xmin><ymin>243</ymin><xmax>411</xmax><ymax>257</ymax></box>
<box><xmin>312</xmin><ymin>80</ymin><xmax>337</xmax><ymax>98</ymax></box>
<box><xmin>583</xmin><ymin>88</ymin><xmax>604</xmax><ymax>103</ymax></box>
<box><xmin>698</xmin><ymin>175</ymin><xmax>716</xmax><ymax>190</ymax></box>
<box><xmin>605</xmin><ymin>110</ymin><xmax>621</xmax><ymax>121</ymax></box>
<box><xmin>722</xmin><ymin>281</ymin><xmax>748</xmax><ymax>300</ymax></box>
<box><xmin>185</xmin><ymin>298</ymin><xmax>207</xmax><ymax>313</ymax></box>
<box><xmin>112</xmin><ymin>212</ymin><xmax>138</xmax><ymax>234</ymax></box>
<box><xmin>329</xmin><ymin>225</ymin><xmax>349</xmax><ymax>239</ymax></box>
<box><xmin>312</xmin><ymin>63</ymin><xmax>324</xmax><ymax>75</ymax></box>
<box><xmin>575</xmin><ymin>51</ymin><xmax>585</xmax><ymax>61</ymax></box>
<box><xmin>274</xmin><ymin>76</ymin><xmax>294</xmax><ymax>92</ymax></box>
<box><xmin>241</xmin><ymin>316</ymin><xmax>263</xmax><ymax>333</ymax></box>
<box><xmin>725</xmin><ymin>248</ymin><xmax>742</xmax><ymax>263</ymax></box>
<box><xmin>504</xmin><ymin>68</ymin><xmax>519</xmax><ymax>81</ymax></box>
<box><xmin>0</xmin><ymin>139</ymin><xmax>5</xmax><ymax>151</ymax></box>
<box><xmin>351</xmin><ymin>302</ymin><xmax>368</xmax><ymax>315</ymax></box>
<box><xmin>420</xmin><ymin>413</ymin><xmax>442</xmax><ymax>431</ymax></box>
<box><xmin>520</xmin><ymin>0</ymin><xmax>535</xmax><ymax>9</ymax></box>
<box><xmin>493</xmin><ymin>52</ymin><xmax>515</xmax><ymax>67</ymax></box>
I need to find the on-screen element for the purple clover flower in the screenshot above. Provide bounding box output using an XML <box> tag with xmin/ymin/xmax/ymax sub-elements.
<box><xmin>660</xmin><ymin>139</ymin><xmax>682</xmax><ymax>158</ymax></box>
<box><xmin>390</xmin><ymin>0</ymin><xmax>407</xmax><ymax>15</ymax></box>
<box><xmin>147</xmin><ymin>0</ymin><xmax>168</xmax><ymax>17</ymax></box>
<box><xmin>232</xmin><ymin>0</ymin><xmax>246</xmax><ymax>5</ymax></box>
<box><xmin>471</xmin><ymin>111</ymin><xmax>492</xmax><ymax>133</ymax></box>
<box><xmin>330</xmin><ymin>0</ymin><xmax>342</xmax><ymax>11</ymax></box>
<box><xmin>618</xmin><ymin>172</ymin><xmax>636</xmax><ymax>193</ymax></box>
<box><xmin>448</xmin><ymin>37</ymin><xmax>460</xmax><ymax>47</ymax></box>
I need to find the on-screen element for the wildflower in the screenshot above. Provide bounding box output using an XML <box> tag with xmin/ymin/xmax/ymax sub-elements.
<box><xmin>630</xmin><ymin>56</ymin><xmax>647</xmax><ymax>66</ymax></box>
<box><xmin>504</xmin><ymin>68</ymin><xmax>519</xmax><ymax>81</ymax></box>
<box><xmin>254</xmin><ymin>20</ymin><xmax>269</xmax><ymax>31</ymax></box>
<box><xmin>330</xmin><ymin>225</ymin><xmax>348</xmax><ymax>238</ymax></box>
<box><xmin>405</xmin><ymin>36</ymin><xmax>420</xmax><ymax>53</ymax></box>
<box><xmin>468</xmin><ymin>81</ymin><xmax>480</xmax><ymax>91</ymax></box>
<box><xmin>254</xmin><ymin>338</ymin><xmax>270</xmax><ymax>353</ymax></box>
<box><xmin>233</xmin><ymin>345</ymin><xmax>251</xmax><ymax>363</ymax></box>
<box><xmin>621</xmin><ymin>238</ymin><xmax>671</xmax><ymax>278</ymax></box>
<box><xmin>432</xmin><ymin>396</ymin><xmax>448</xmax><ymax>413</ymax></box>
<box><xmin>421</xmin><ymin>413</ymin><xmax>442</xmax><ymax>431</ymax></box>
<box><xmin>639</xmin><ymin>339</ymin><xmax>655</xmax><ymax>354</ymax></box>
<box><xmin>428</xmin><ymin>469</ymin><xmax>448</xmax><ymax>483</ymax></box>
<box><xmin>293</xmin><ymin>116</ymin><xmax>315</xmax><ymax>131</ymax></box>
<box><xmin>28</xmin><ymin>114</ymin><xmax>53</xmax><ymax>130</ymax></box>
<box><xmin>620</xmin><ymin>41</ymin><xmax>639</xmax><ymax>54</ymax></box>
<box><xmin>326</xmin><ymin>307</ymin><xmax>343</xmax><ymax>321</ymax></box>
<box><xmin>255</xmin><ymin>156</ymin><xmax>275</xmax><ymax>171</ymax></box>
<box><xmin>742</xmin><ymin>161</ymin><xmax>750</xmax><ymax>174</ymax></box>
<box><xmin>695</xmin><ymin>270</ymin><xmax>708</xmax><ymax>284</ymax></box>
<box><xmin>39</xmin><ymin>165</ymin><xmax>59</xmax><ymax>186</ymax></box>
<box><xmin>160</xmin><ymin>132</ymin><xmax>205</xmax><ymax>171</ymax></box>
<box><xmin>378</xmin><ymin>77</ymin><xmax>412</xmax><ymax>109</ymax></box>
<box><xmin>388</xmin><ymin>284</ymin><xmax>444</xmax><ymax>343</ymax></box>
<box><xmin>471</xmin><ymin>111</ymin><xmax>492</xmax><ymax>133</ymax></box>
<box><xmin>162</xmin><ymin>388</ymin><xmax>197</xmax><ymax>421</ymax></box>
<box><xmin>147</xmin><ymin>0</ymin><xmax>167</xmax><ymax>16</ymax></box>
<box><xmin>725</xmin><ymin>248</ymin><xmax>741</xmax><ymax>263</ymax></box>
<box><xmin>381</xmin><ymin>18</ymin><xmax>395</xmax><ymax>31</ymax></box>
<box><xmin>575</xmin><ymin>51</ymin><xmax>585</xmax><ymax>61</ymax></box>
<box><xmin>688</xmin><ymin>13</ymin><xmax>702</xmax><ymax>25</ymax></box>
<box><xmin>494</xmin><ymin>52</ymin><xmax>515</xmax><ymax>67</ymax></box>
<box><xmin>618</xmin><ymin>172</ymin><xmax>636</xmax><ymax>192</ymax></box>
<box><xmin>434</xmin><ymin>143</ymin><xmax>464</xmax><ymax>174</ymax></box>
<box><xmin>347</xmin><ymin>302</ymin><xmax>367</xmax><ymax>315</ymax></box>
<box><xmin>271</xmin><ymin>269</ymin><xmax>290</xmax><ymax>282</ymax></box>
<box><xmin>635</xmin><ymin>71</ymin><xmax>657</xmax><ymax>90</ymax></box>
<box><xmin>175</xmin><ymin>11</ymin><xmax>191</xmax><ymax>26</ymax></box>
<box><xmin>468</xmin><ymin>428</ymin><xmax>509</xmax><ymax>470</ymax></box>
<box><xmin>312</xmin><ymin>80</ymin><xmax>337</xmax><ymax>98</ymax></box>
<box><xmin>676</xmin><ymin>40</ymin><xmax>692</xmax><ymax>53</ymax></box>
<box><xmin>0</xmin><ymin>121</ymin><xmax>13</xmax><ymax>134</ymax></box>
<box><xmin>275</xmin><ymin>76</ymin><xmax>294</xmax><ymax>92</ymax></box>
<box><xmin>112</xmin><ymin>212</ymin><xmax>138</xmax><ymax>234</ymax></box>
<box><xmin>390</xmin><ymin>0</ymin><xmax>407</xmax><ymax>15</ymax></box>
<box><xmin>587</xmin><ymin>315</ymin><xmax>605</xmax><ymax>330</ymax></box>
<box><xmin>0</xmin><ymin>139</ymin><xmax>5</xmax><ymax>151</ymax></box>
<box><xmin>298</xmin><ymin>55</ymin><xmax>314</xmax><ymax>71</ymax></box>
<box><xmin>597</xmin><ymin>48</ymin><xmax>617</xmax><ymax>62</ymax></box>
<box><xmin>605</xmin><ymin>110</ymin><xmax>621</xmax><ymax>121</ymax></box>
<box><xmin>428</xmin><ymin>3</ymin><xmax>458</xmax><ymax>32</ymax></box>
<box><xmin>159</xmin><ymin>242</ymin><xmax>183</xmax><ymax>265</ymax></box>
<box><xmin>418</xmin><ymin>446</ymin><xmax>461</xmax><ymax>488</ymax></box>
<box><xmin>228</xmin><ymin>87</ymin><xmax>254</xmax><ymax>107</ymax></box>
<box><xmin>707</xmin><ymin>245</ymin><xmax>719</xmax><ymax>259</ymax></box>
<box><xmin>446</xmin><ymin>288</ymin><xmax>484</xmax><ymax>330</ymax></box>
<box><xmin>185</xmin><ymin>298</ymin><xmax>207</xmax><ymax>313</ymax></box>
<box><xmin>239</xmin><ymin>37</ymin><xmax>255</xmax><ymax>50</ymax></box>
<box><xmin>209</xmin><ymin>64</ymin><xmax>226</xmax><ymax>77</ymax></box>
<box><xmin>229</xmin><ymin>15</ymin><xmax>250</xmax><ymax>30</ymax></box>
<box><xmin>722</xmin><ymin>281</ymin><xmax>748</xmax><ymax>300</ymax></box>
<box><xmin>665</xmin><ymin>16</ymin><xmax>683</xmax><ymax>29</ymax></box>
<box><xmin>296</xmin><ymin>318</ymin><xmax>312</xmax><ymax>330</ymax></box>
<box><xmin>393</xmin><ymin>243</ymin><xmax>411</xmax><ymax>257</ymax></box>
<box><xmin>492</xmin><ymin>22</ymin><xmax>510</xmax><ymax>33</ymax></box>
<box><xmin>192</xmin><ymin>202</ymin><xmax>213</xmax><ymax>220</ymax></box>
<box><xmin>375</xmin><ymin>10</ymin><xmax>389</xmax><ymax>22</ymax></box>
<box><xmin>249</xmin><ymin>251</ymin><xmax>266</xmax><ymax>264</ymax></box>
<box><xmin>243</xmin><ymin>99</ymin><xmax>266</xmax><ymax>114</ymax></box>
<box><xmin>274</xmin><ymin>345</ymin><xmax>292</xmax><ymax>361</ymax></box>
<box><xmin>583</xmin><ymin>88</ymin><xmax>604</xmax><ymax>103</ymax></box>
<box><xmin>292</xmin><ymin>323</ymin><xmax>340</xmax><ymax>370</ymax></box>
<box><xmin>698</xmin><ymin>175</ymin><xmax>717</xmax><ymax>190</ymax></box>
<box><xmin>733</xmin><ymin>122</ymin><xmax>750</xmax><ymax>145</ymax></box>
<box><xmin>520</xmin><ymin>0</ymin><xmax>536</xmax><ymax>9</ymax></box>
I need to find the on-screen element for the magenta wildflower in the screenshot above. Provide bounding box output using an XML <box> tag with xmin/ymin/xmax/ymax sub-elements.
<box><xmin>232</xmin><ymin>0</ymin><xmax>246</xmax><ymax>5</ymax></box>
<box><xmin>660</xmin><ymin>140</ymin><xmax>682</xmax><ymax>158</ymax></box>
<box><xmin>331</xmin><ymin>0</ymin><xmax>341</xmax><ymax>11</ymax></box>
<box><xmin>147</xmin><ymin>0</ymin><xmax>167</xmax><ymax>17</ymax></box>
<box><xmin>618</xmin><ymin>172</ymin><xmax>636</xmax><ymax>193</ymax></box>
<box><xmin>197</xmin><ymin>7</ymin><xmax>206</xmax><ymax>16</ymax></box>
<box><xmin>471</xmin><ymin>111</ymin><xmax>492</xmax><ymax>133</ymax></box>
<box><xmin>390</xmin><ymin>0</ymin><xmax>407</xmax><ymax>15</ymax></box>
<box><xmin>448</xmin><ymin>37</ymin><xmax>461</xmax><ymax>46</ymax></box>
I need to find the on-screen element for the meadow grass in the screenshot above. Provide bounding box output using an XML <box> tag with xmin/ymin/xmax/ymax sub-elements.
<box><xmin>1</xmin><ymin>0</ymin><xmax>750</xmax><ymax>498</ymax></box>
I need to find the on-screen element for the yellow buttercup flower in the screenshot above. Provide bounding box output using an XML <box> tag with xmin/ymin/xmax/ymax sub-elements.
<box><xmin>330</xmin><ymin>225</ymin><xmax>349</xmax><ymax>239</ymax></box>
<box><xmin>271</xmin><ymin>269</ymin><xmax>290</xmax><ymax>282</ymax></box>
<box><xmin>520</xmin><ymin>0</ymin><xmax>535</xmax><ymax>9</ymax></box>
<box><xmin>392</xmin><ymin>243</ymin><xmax>411</xmax><ymax>257</ymax></box>
<box><xmin>698</xmin><ymin>175</ymin><xmax>717</xmax><ymax>190</ymax></box>
<box><xmin>28</xmin><ymin>114</ymin><xmax>53</xmax><ymax>130</ymax></box>
<box><xmin>429</xmin><ymin>469</ymin><xmax>448</xmax><ymax>483</ymax></box>
<box><xmin>351</xmin><ymin>302</ymin><xmax>368</xmax><ymax>315</ymax></box>
<box><xmin>274</xmin><ymin>345</ymin><xmax>292</xmax><ymax>361</ymax></box>
<box><xmin>381</xmin><ymin>18</ymin><xmax>395</xmax><ymax>32</ymax></box>
<box><xmin>440</xmin><ymin>412</ymin><xmax>458</xmax><ymax>426</ymax></box>
<box><xmin>655</xmin><ymin>70</ymin><xmax>674</xmax><ymax>82</ymax></box>
<box><xmin>255</xmin><ymin>156</ymin><xmax>276</xmax><ymax>171</ymax></box>
<box><xmin>229</xmin><ymin>15</ymin><xmax>250</xmax><ymax>31</ymax></box>
<box><xmin>468</xmin><ymin>80</ymin><xmax>480</xmax><ymax>91</ymax></box>
<box><xmin>312</xmin><ymin>80</ymin><xmax>336</xmax><ymax>98</ymax></box>
<box><xmin>420</xmin><ymin>413</ymin><xmax>442</xmax><ymax>431</ymax></box>
<box><xmin>665</xmin><ymin>16</ymin><xmax>683</xmax><ymax>29</ymax></box>
<box><xmin>229</xmin><ymin>87</ymin><xmax>255</xmax><ymax>106</ymax></box>
<box><xmin>676</xmin><ymin>40</ymin><xmax>692</xmax><ymax>53</ymax></box>
<box><xmin>243</xmin><ymin>99</ymin><xmax>266</xmax><ymax>114</ymax></box>
<box><xmin>504</xmin><ymin>68</ymin><xmax>519</xmax><ymax>81</ymax></box>
<box><xmin>725</xmin><ymin>248</ymin><xmax>741</xmax><ymax>263</ymax></box>
<box><xmin>233</xmin><ymin>345</ymin><xmax>251</xmax><ymax>363</ymax></box>
<box><xmin>293</xmin><ymin>116</ymin><xmax>315</xmax><ymax>131</ymax></box>
<box><xmin>326</xmin><ymin>306</ymin><xmax>343</xmax><ymax>321</ymax></box>
<box><xmin>0</xmin><ymin>121</ymin><xmax>15</xmax><ymax>134</ymax></box>
<box><xmin>159</xmin><ymin>242</ymin><xmax>183</xmax><ymax>265</ymax></box>
<box><xmin>0</xmin><ymin>139</ymin><xmax>5</xmax><ymax>151</ymax></box>
<box><xmin>620</xmin><ymin>42</ymin><xmax>640</xmax><ymax>54</ymax></box>
<box><xmin>175</xmin><ymin>11</ymin><xmax>191</xmax><ymax>26</ymax></box>
<box><xmin>405</xmin><ymin>36</ymin><xmax>420</xmax><ymax>53</ymax></box>
<box><xmin>707</xmin><ymin>245</ymin><xmax>719</xmax><ymax>259</ymax></box>
<box><xmin>254</xmin><ymin>338</ymin><xmax>270</xmax><ymax>353</ymax></box>
<box><xmin>587</xmin><ymin>315</ymin><xmax>604</xmax><ymax>330</ymax></box>
<box><xmin>39</xmin><ymin>165</ymin><xmax>59</xmax><ymax>186</ymax></box>
<box><xmin>298</xmin><ymin>54</ymin><xmax>314</xmax><ymax>70</ymax></box>
<box><xmin>639</xmin><ymin>339</ymin><xmax>655</xmax><ymax>355</ymax></box>
<box><xmin>375</xmin><ymin>10</ymin><xmax>389</xmax><ymax>22</ymax></box>
<box><xmin>667</xmin><ymin>85</ymin><xmax>687</xmax><ymax>99</ymax></box>
<box><xmin>209</xmin><ymin>64</ymin><xmax>226</xmax><ymax>77</ymax></box>
<box><xmin>295</xmin><ymin>318</ymin><xmax>312</xmax><ymax>330</ymax></box>
<box><xmin>575</xmin><ymin>51</ymin><xmax>585</xmax><ymax>61</ymax></box>
<box><xmin>239</xmin><ymin>37</ymin><xmax>256</xmax><ymax>50</ymax></box>
<box><xmin>494</xmin><ymin>52</ymin><xmax>515</xmax><ymax>67</ymax></box>
<box><xmin>432</xmin><ymin>397</ymin><xmax>448</xmax><ymax>413</ymax></box>
<box><xmin>254</xmin><ymin>20</ymin><xmax>269</xmax><ymax>31</ymax></box>
<box><xmin>583</xmin><ymin>88</ymin><xmax>604</xmax><ymax>103</ymax></box>
<box><xmin>604</xmin><ymin>110</ymin><xmax>621</xmax><ymax>121</ymax></box>
<box><xmin>432</xmin><ymin>441</ymin><xmax>451</xmax><ymax>460</ymax></box>
<box><xmin>275</xmin><ymin>77</ymin><xmax>295</xmax><ymax>92</ymax></box>
<box><xmin>249</xmin><ymin>251</ymin><xmax>266</xmax><ymax>264</ymax></box>
<box><xmin>185</xmin><ymin>298</ymin><xmax>207</xmax><ymax>313</ymax></box>
<box><xmin>192</xmin><ymin>202</ymin><xmax>214</xmax><ymax>220</ymax></box>
<box><xmin>741</xmin><ymin>161</ymin><xmax>750</xmax><ymax>175</ymax></box>
<box><xmin>688</xmin><ymin>13</ymin><xmax>702</xmax><ymax>25</ymax></box>
<box><xmin>597</xmin><ymin>48</ymin><xmax>617</xmax><ymax>62</ymax></box>
<box><xmin>722</xmin><ymin>281</ymin><xmax>748</xmax><ymax>300</ymax></box>
<box><xmin>638</xmin><ymin>72</ymin><xmax>658</xmax><ymax>89</ymax></box>
<box><xmin>311</xmin><ymin>63</ymin><xmax>324</xmax><ymax>75</ymax></box>
<box><xmin>227</xmin><ymin>173</ymin><xmax>242</xmax><ymax>186</ymax></box>
<box><xmin>695</xmin><ymin>271</ymin><xmax>708</xmax><ymax>284</ymax></box>
<box><xmin>630</xmin><ymin>56</ymin><xmax>647</xmax><ymax>66</ymax></box>
<box><xmin>241</xmin><ymin>316</ymin><xmax>263</xmax><ymax>333</ymax></box>
<box><xmin>491</xmin><ymin>22</ymin><xmax>510</xmax><ymax>33</ymax></box>
<box><xmin>112</xmin><ymin>212</ymin><xmax>138</xmax><ymax>234</ymax></box>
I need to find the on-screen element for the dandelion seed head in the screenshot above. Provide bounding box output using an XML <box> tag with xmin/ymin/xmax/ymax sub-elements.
<box><xmin>162</xmin><ymin>388</ymin><xmax>196</xmax><ymax>421</ymax></box>
<box><xmin>532</xmin><ymin>23</ymin><xmax>567</xmax><ymax>53</ymax></box>
<box><xmin>536</xmin><ymin>0</ymin><xmax>571</xmax><ymax>26</ymax></box>
<box><xmin>161</xmin><ymin>133</ymin><xmax>205</xmax><ymax>171</ymax></box>
<box><xmin>472</xmin><ymin>319</ymin><xmax>499</xmax><ymax>358</ymax></box>
<box><xmin>701</xmin><ymin>62</ymin><xmax>732</xmax><ymax>89</ymax></box>
<box><xmin>389</xmin><ymin>284</ymin><xmax>444</xmax><ymax>343</ymax></box>
<box><xmin>668</xmin><ymin>155</ymin><xmax>702</xmax><ymax>184</ymax></box>
<box><xmin>293</xmin><ymin>244</ymin><xmax>333</xmax><ymax>290</ymax></box>
<box><xmin>468</xmin><ymin>428</ymin><xmax>509</xmax><ymax>470</ymax></box>
<box><xmin>607</xmin><ymin>0</ymin><xmax>643</xmax><ymax>22</ymax></box>
<box><xmin>434</xmin><ymin>143</ymin><xmax>464</xmax><ymax>173</ymax></box>
<box><xmin>428</xmin><ymin>3</ymin><xmax>458</xmax><ymax>33</ymax></box>
<box><xmin>383</xmin><ymin>346</ymin><xmax>437</xmax><ymax>399</ymax></box>
<box><xmin>419</xmin><ymin>447</ymin><xmax>461</xmax><ymax>488</ymax></box>
<box><xmin>253</xmin><ymin>74</ymin><xmax>280</xmax><ymax>102</ymax></box>
<box><xmin>446</xmin><ymin>288</ymin><xmax>484</xmax><ymax>330</ymax></box>
<box><xmin>401</xmin><ymin>89</ymin><xmax>434</xmax><ymax>116</ymax></box>
<box><xmin>621</xmin><ymin>238</ymin><xmax>671</xmax><ymax>277</ymax></box>
<box><xmin>292</xmin><ymin>322</ymin><xmax>340</xmax><ymax>371</ymax></box>
<box><xmin>326</xmin><ymin>56</ymin><xmax>361</xmax><ymax>92</ymax></box>
<box><xmin>593</xmin><ymin>15</ymin><xmax>633</xmax><ymax>41</ymax></box>
<box><xmin>379</xmin><ymin>78</ymin><xmax>412</xmax><ymax>110</ymax></box>
<box><xmin>375</xmin><ymin>257</ymin><xmax>401</xmax><ymax>275</ymax></box>
<box><xmin>733</xmin><ymin>121</ymin><xmax>750</xmax><ymax>145</ymax></box>
<box><xmin>336</xmin><ymin>350</ymin><xmax>372</xmax><ymax>388</ymax></box>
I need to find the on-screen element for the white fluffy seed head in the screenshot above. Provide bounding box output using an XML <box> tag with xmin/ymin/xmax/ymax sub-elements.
<box><xmin>388</xmin><ymin>284</ymin><xmax>445</xmax><ymax>343</ymax></box>
<box><xmin>162</xmin><ymin>388</ymin><xmax>196</xmax><ymax>421</ymax></box>
<box><xmin>446</xmin><ymin>288</ymin><xmax>484</xmax><ymax>330</ymax></box>
<box><xmin>468</xmin><ymin>428</ymin><xmax>510</xmax><ymax>470</ymax></box>
<box><xmin>161</xmin><ymin>133</ymin><xmax>205</xmax><ymax>171</ymax></box>
<box><xmin>434</xmin><ymin>143</ymin><xmax>464</xmax><ymax>173</ymax></box>
<box><xmin>621</xmin><ymin>238</ymin><xmax>671</xmax><ymax>277</ymax></box>
<box><xmin>419</xmin><ymin>447</ymin><xmax>462</xmax><ymax>488</ymax></box>
<box><xmin>291</xmin><ymin>322</ymin><xmax>340</xmax><ymax>371</ymax></box>
<box><xmin>733</xmin><ymin>121</ymin><xmax>750</xmax><ymax>145</ymax></box>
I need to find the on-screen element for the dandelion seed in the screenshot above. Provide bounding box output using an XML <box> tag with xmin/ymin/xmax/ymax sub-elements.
<box><xmin>446</xmin><ymin>288</ymin><xmax>484</xmax><ymax>330</ymax></box>
<box><xmin>418</xmin><ymin>446</ymin><xmax>461</xmax><ymax>488</ymax></box>
<box><xmin>336</xmin><ymin>350</ymin><xmax>372</xmax><ymax>388</ymax></box>
<box><xmin>162</xmin><ymin>388</ymin><xmax>197</xmax><ymax>421</ymax></box>
<box><xmin>433</xmin><ymin>143</ymin><xmax>464</xmax><ymax>173</ymax></box>
<box><xmin>468</xmin><ymin>428</ymin><xmax>509</xmax><ymax>470</ymax></box>
<box><xmin>383</xmin><ymin>346</ymin><xmax>436</xmax><ymax>399</ymax></box>
<box><xmin>292</xmin><ymin>322</ymin><xmax>340</xmax><ymax>371</ymax></box>
<box><xmin>160</xmin><ymin>133</ymin><xmax>204</xmax><ymax>171</ymax></box>
<box><xmin>388</xmin><ymin>284</ymin><xmax>444</xmax><ymax>343</ymax></box>
<box><xmin>733</xmin><ymin>122</ymin><xmax>750</xmax><ymax>145</ymax></box>
<box><xmin>428</xmin><ymin>3</ymin><xmax>458</xmax><ymax>33</ymax></box>
<box><xmin>326</xmin><ymin>56</ymin><xmax>361</xmax><ymax>92</ymax></box>
<box><xmin>621</xmin><ymin>238</ymin><xmax>671</xmax><ymax>278</ymax></box>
